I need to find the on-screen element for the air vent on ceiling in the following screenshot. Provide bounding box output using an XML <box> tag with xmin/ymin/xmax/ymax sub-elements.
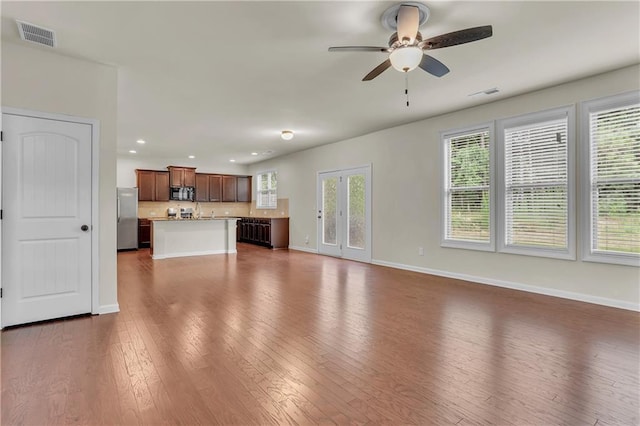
<box><xmin>16</xmin><ymin>20</ymin><xmax>57</xmax><ymax>48</ymax></box>
<box><xmin>468</xmin><ymin>87</ymin><xmax>499</xmax><ymax>97</ymax></box>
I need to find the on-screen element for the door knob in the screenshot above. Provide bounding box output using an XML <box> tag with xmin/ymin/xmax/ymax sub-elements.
<box><xmin>81</xmin><ymin>225</ymin><xmax>89</xmax><ymax>232</ymax></box>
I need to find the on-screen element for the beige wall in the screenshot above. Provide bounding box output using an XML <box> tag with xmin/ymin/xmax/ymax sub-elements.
<box><xmin>249</xmin><ymin>65</ymin><xmax>640</xmax><ymax>310</ymax></box>
<box><xmin>2</xmin><ymin>41</ymin><xmax>119</xmax><ymax>312</ymax></box>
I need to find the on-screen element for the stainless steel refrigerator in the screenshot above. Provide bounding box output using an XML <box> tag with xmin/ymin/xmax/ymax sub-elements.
<box><xmin>117</xmin><ymin>187</ymin><xmax>138</xmax><ymax>250</ymax></box>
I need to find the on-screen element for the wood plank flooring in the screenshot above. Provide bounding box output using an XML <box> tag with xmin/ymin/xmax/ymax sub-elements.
<box><xmin>2</xmin><ymin>243</ymin><xmax>639</xmax><ymax>425</ymax></box>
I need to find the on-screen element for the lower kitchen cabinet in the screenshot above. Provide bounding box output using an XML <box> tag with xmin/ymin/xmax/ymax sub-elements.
<box><xmin>237</xmin><ymin>217</ymin><xmax>289</xmax><ymax>249</ymax></box>
<box><xmin>138</xmin><ymin>218</ymin><xmax>151</xmax><ymax>248</ymax></box>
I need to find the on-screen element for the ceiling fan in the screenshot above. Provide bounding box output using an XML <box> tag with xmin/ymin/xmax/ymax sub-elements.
<box><xmin>328</xmin><ymin>2</ymin><xmax>493</xmax><ymax>81</ymax></box>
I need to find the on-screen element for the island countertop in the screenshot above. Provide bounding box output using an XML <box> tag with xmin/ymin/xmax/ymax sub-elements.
<box><xmin>150</xmin><ymin>217</ymin><xmax>239</xmax><ymax>259</ymax></box>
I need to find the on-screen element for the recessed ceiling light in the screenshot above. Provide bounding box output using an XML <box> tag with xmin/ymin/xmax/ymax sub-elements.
<box><xmin>251</xmin><ymin>152</ymin><xmax>258</xmax><ymax>156</ymax></box>
<box><xmin>136</xmin><ymin>139</ymin><xmax>146</xmax><ymax>144</ymax></box>
<box><xmin>188</xmin><ymin>155</ymin><xmax>195</xmax><ymax>159</ymax></box>
<box><xmin>229</xmin><ymin>159</ymin><xmax>236</xmax><ymax>163</ymax></box>
<box><xmin>281</xmin><ymin>130</ymin><xmax>294</xmax><ymax>140</ymax></box>
<box><xmin>129</xmin><ymin>150</ymin><xmax>136</xmax><ymax>154</ymax></box>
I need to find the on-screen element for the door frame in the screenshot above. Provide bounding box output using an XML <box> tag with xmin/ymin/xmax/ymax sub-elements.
<box><xmin>316</xmin><ymin>164</ymin><xmax>372</xmax><ymax>263</ymax></box>
<box><xmin>1</xmin><ymin>107</ymin><xmax>101</xmax><ymax>328</ymax></box>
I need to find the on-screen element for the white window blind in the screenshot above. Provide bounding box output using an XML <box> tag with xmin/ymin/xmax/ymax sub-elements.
<box><xmin>503</xmin><ymin>116</ymin><xmax>570</xmax><ymax>252</ymax></box>
<box><xmin>442</xmin><ymin>127</ymin><xmax>493</xmax><ymax>249</ymax></box>
<box><xmin>256</xmin><ymin>171</ymin><xmax>277</xmax><ymax>208</ymax></box>
<box><xmin>588</xmin><ymin>101</ymin><xmax>640</xmax><ymax>257</ymax></box>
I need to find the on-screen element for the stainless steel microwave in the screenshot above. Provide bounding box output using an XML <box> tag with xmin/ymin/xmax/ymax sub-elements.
<box><xmin>170</xmin><ymin>187</ymin><xmax>194</xmax><ymax>201</ymax></box>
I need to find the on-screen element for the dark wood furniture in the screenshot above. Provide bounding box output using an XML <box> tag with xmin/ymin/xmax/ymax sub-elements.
<box><xmin>209</xmin><ymin>175</ymin><xmax>223</xmax><ymax>201</ymax></box>
<box><xmin>195</xmin><ymin>173</ymin><xmax>224</xmax><ymax>202</ymax></box>
<box><xmin>138</xmin><ymin>218</ymin><xmax>151</xmax><ymax>248</ymax></box>
<box><xmin>168</xmin><ymin>166</ymin><xmax>196</xmax><ymax>187</ymax></box>
<box><xmin>136</xmin><ymin>170</ymin><xmax>170</xmax><ymax>201</ymax></box>
<box><xmin>237</xmin><ymin>217</ymin><xmax>289</xmax><ymax>249</ymax></box>
<box><xmin>222</xmin><ymin>176</ymin><xmax>237</xmax><ymax>202</ymax></box>
<box><xmin>236</xmin><ymin>176</ymin><xmax>252</xmax><ymax>203</ymax></box>
<box><xmin>140</xmin><ymin>167</ymin><xmax>250</xmax><ymax>203</ymax></box>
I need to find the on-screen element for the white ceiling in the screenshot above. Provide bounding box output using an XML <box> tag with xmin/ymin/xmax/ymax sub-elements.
<box><xmin>2</xmin><ymin>1</ymin><xmax>639</xmax><ymax>168</ymax></box>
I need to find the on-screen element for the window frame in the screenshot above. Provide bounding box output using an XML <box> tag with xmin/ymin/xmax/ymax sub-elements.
<box><xmin>440</xmin><ymin>123</ymin><xmax>496</xmax><ymax>252</ymax></box>
<box><xmin>580</xmin><ymin>91</ymin><xmax>640</xmax><ymax>267</ymax></box>
<box><xmin>255</xmin><ymin>170</ymin><xmax>277</xmax><ymax>209</ymax></box>
<box><xmin>496</xmin><ymin>106</ymin><xmax>576</xmax><ymax>260</ymax></box>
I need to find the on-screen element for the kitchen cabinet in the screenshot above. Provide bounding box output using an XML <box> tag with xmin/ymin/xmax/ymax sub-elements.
<box><xmin>209</xmin><ymin>175</ymin><xmax>222</xmax><ymax>201</ymax></box>
<box><xmin>168</xmin><ymin>166</ymin><xmax>196</xmax><ymax>187</ymax></box>
<box><xmin>138</xmin><ymin>218</ymin><xmax>151</xmax><ymax>248</ymax></box>
<box><xmin>237</xmin><ymin>217</ymin><xmax>288</xmax><ymax>249</ymax></box>
<box><xmin>236</xmin><ymin>176</ymin><xmax>252</xmax><ymax>203</ymax></box>
<box><xmin>222</xmin><ymin>175</ymin><xmax>237</xmax><ymax>202</ymax></box>
<box><xmin>195</xmin><ymin>173</ymin><xmax>209</xmax><ymax>202</ymax></box>
<box><xmin>195</xmin><ymin>174</ymin><xmax>223</xmax><ymax>202</ymax></box>
<box><xmin>136</xmin><ymin>170</ymin><xmax>170</xmax><ymax>201</ymax></box>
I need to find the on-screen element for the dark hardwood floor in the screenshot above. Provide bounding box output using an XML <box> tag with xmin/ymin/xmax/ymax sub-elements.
<box><xmin>2</xmin><ymin>243</ymin><xmax>639</xmax><ymax>425</ymax></box>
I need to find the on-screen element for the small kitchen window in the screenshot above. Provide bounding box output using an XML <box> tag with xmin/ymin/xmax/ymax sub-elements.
<box><xmin>256</xmin><ymin>171</ymin><xmax>277</xmax><ymax>209</ymax></box>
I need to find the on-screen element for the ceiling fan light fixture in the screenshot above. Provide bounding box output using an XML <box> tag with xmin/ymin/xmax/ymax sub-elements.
<box><xmin>281</xmin><ymin>130</ymin><xmax>294</xmax><ymax>140</ymax></box>
<box><xmin>389</xmin><ymin>46</ymin><xmax>423</xmax><ymax>72</ymax></box>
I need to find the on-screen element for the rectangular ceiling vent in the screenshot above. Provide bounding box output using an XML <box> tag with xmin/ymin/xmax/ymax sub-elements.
<box><xmin>16</xmin><ymin>20</ymin><xmax>57</xmax><ymax>48</ymax></box>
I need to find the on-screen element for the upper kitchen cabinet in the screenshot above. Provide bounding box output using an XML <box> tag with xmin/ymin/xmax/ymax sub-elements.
<box><xmin>222</xmin><ymin>175</ymin><xmax>237</xmax><ymax>202</ymax></box>
<box><xmin>237</xmin><ymin>176</ymin><xmax>252</xmax><ymax>203</ymax></box>
<box><xmin>136</xmin><ymin>170</ymin><xmax>170</xmax><ymax>201</ymax></box>
<box><xmin>168</xmin><ymin>166</ymin><xmax>196</xmax><ymax>187</ymax></box>
<box><xmin>194</xmin><ymin>173</ymin><xmax>209</xmax><ymax>202</ymax></box>
<box><xmin>209</xmin><ymin>175</ymin><xmax>222</xmax><ymax>202</ymax></box>
<box><xmin>195</xmin><ymin>173</ymin><xmax>223</xmax><ymax>202</ymax></box>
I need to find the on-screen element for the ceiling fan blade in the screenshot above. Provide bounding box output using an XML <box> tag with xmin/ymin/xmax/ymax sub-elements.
<box><xmin>397</xmin><ymin>5</ymin><xmax>419</xmax><ymax>44</ymax></box>
<box><xmin>419</xmin><ymin>54</ymin><xmax>450</xmax><ymax>77</ymax></box>
<box><xmin>328</xmin><ymin>46</ymin><xmax>389</xmax><ymax>53</ymax></box>
<box><xmin>422</xmin><ymin>25</ymin><xmax>493</xmax><ymax>50</ymax></box>
<box><xmin>362</xmin><ymin>59</ymin><xmax>392</xmax><ymax>81</ymax></box>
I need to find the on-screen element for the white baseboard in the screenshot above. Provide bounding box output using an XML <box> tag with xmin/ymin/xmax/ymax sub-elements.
<box><xmin>371</xmin><ymin>259</ymin><xmax>640</xmax><ymax>312</ymax></box>
<box><xmin>98</xmin><ymin>304</ymin><xmax>120</xmax><ymax>315</ymax></box>
<box><xmin>288</xmin><ymin>245</ymin><xmax>318</xmax><ymax>254</ymax></box>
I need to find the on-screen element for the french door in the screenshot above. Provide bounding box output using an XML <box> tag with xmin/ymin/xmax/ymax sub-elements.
<box><xmin>317</xmin><ymin>165</ymin><xmax>371</xmax><ymax>262</ymax></box>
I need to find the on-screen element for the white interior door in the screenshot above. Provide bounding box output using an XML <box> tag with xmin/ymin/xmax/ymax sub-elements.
<box><xmin>317</xmin><ymin>166</ymin><xmax>371</xmax><ymax>262</ymax></box>
<box><xmin>2</xmin><ymin>113</ymin><xmax>93</xmax><ymax>327</ymax></box>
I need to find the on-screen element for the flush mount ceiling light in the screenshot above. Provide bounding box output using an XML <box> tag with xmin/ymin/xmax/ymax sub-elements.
<box><xmin>188</xmin><ymin>155</ymin><xmax>195</xmax><ymax>159</ymax></box>
<box><xmin>251</xmin><ymin>152</ymin><xmax>258</xmax><ymax>156</ymax></box>
<box><xmin>229</xmin><ymin>159</ymin><xmax>236</xmax><ymax>163</ymax></box>
<box><xmin>281</xmin><ymin>130</ymin><xmax>294</xmax><ymax>141</ymax></box>
<box><xmin>136</xmin><ymin>139</ymin><xmax>146</xmax><ymax>144</ymax></box>
<box><xmin>129</xmin><ymin>150</ymin><xmax>136</xmax><ymax>154</ymax></box>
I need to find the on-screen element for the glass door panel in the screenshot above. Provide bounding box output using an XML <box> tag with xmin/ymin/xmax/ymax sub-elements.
<box><xmin>347</xmin><ymin>174</ymin><xmax>365</xmax><ymax>249</ymax></box>
<box><xmin>323</xmin><ymin>177</ymin><xmax>338</xmax><ymax>245</ymax></box>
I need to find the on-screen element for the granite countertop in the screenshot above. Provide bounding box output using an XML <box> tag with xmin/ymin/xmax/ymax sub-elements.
<box><xmin>147</xmin><ymin>217</ymin><xmax>241</xmax><ymax>221</ymax></box>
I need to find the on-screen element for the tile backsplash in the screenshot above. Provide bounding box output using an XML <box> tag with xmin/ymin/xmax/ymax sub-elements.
<box><xmin>138</xmin><ymin>199</ymin><xmax>288</xmax><ymax>218</ymax></box>
<box><xmin>248</xmin><ymin>198</ymin><xmax>289</xmax><ymax>218</ymax></box>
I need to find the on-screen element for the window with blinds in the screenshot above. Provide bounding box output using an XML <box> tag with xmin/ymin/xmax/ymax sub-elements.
<box><xmin>582</xmin><ymin>92</ymin><xmax>640</xmax><ymax>265</ymax></box>
<box><xmin>498</xmin><ymin>107</ymin><xmax>575</xmax><ymax>259</ymax></box>
<box><xmin>256</xmin><ymin>171</ymin><xmax>277</xmax><ymax>208</ymax></box>
<box><xmin>442</xmin><ymin>126</ymin><xmax>494</xmax><ymax>250</ymax></box>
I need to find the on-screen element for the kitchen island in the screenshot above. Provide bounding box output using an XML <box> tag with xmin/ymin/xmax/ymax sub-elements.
<box><xmin>150</xmin><ymin>218</ymin><xmax>239</xmax><ymax>259</ymax></box>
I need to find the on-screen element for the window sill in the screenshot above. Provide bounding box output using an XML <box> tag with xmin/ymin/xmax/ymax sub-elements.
<box><xmin>583</xmin><ymin>252</ymin><xmax>640</xmax><ymax>267</ymax></box>
<box><xmin>441</xmin><ymin>239</ymin><xmax>495</xmax><ymax>252</ymax></box>
<box><xmin>499</xmin><ymin>245</ymin><xmax>576</xmax><ymax>261</ymax></box>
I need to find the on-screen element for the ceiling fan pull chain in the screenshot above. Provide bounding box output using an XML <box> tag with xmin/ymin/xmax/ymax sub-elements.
<box><xmin>405</xmin><ymin>72</ymin><xmax>410</xmax><ymax>107</ymax></box>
